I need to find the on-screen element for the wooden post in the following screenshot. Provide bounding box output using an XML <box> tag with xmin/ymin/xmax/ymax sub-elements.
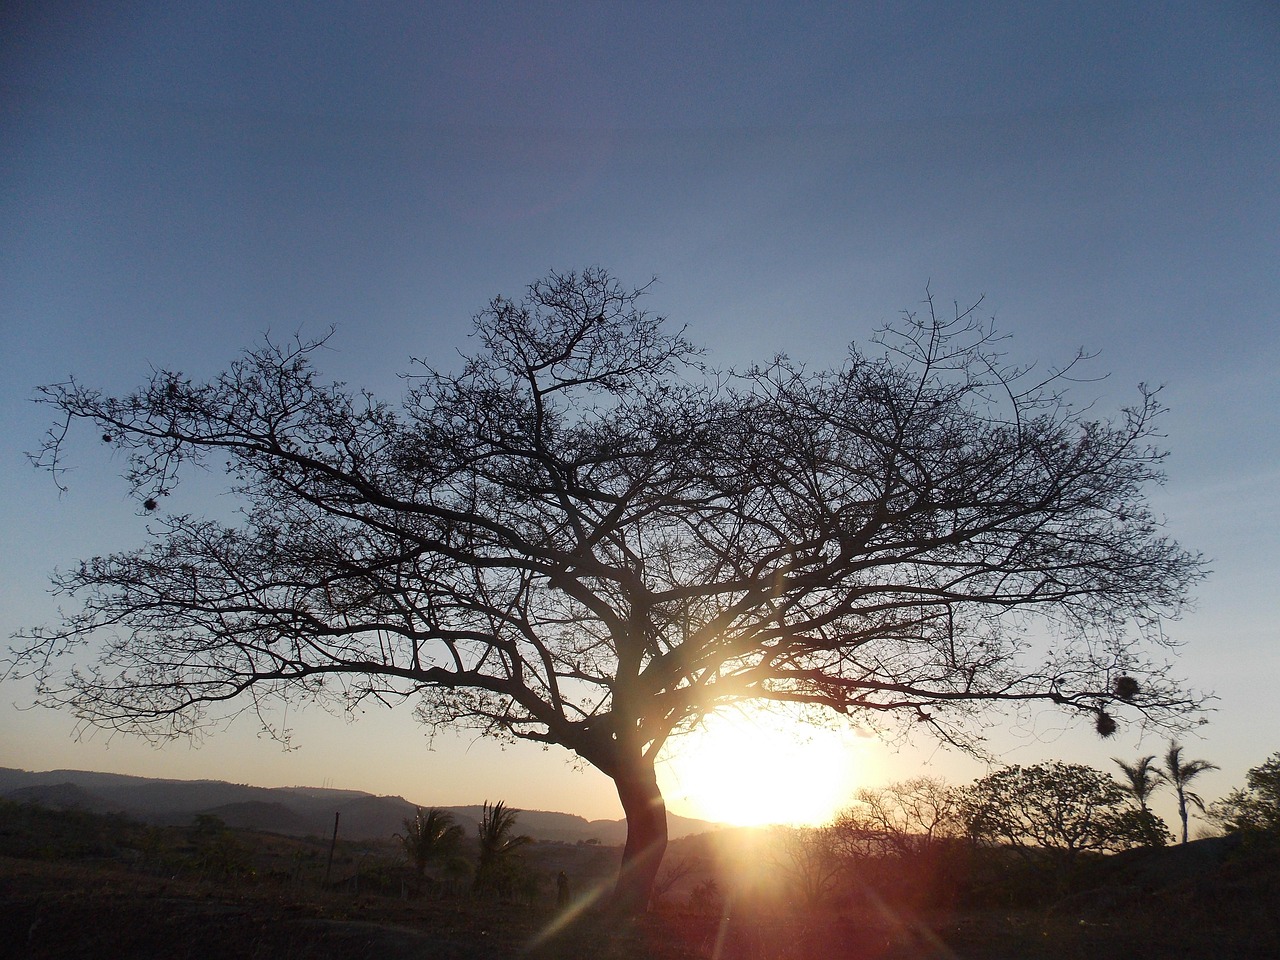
<box><xmin>324</xmin><ymin>812</ymin><xmax>340</xmax><ymax>887</ymax></box>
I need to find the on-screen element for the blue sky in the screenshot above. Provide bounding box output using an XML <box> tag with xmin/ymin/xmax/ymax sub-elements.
<box><xmin>2</xmin><ymin>1</ymin><xmax>1277</xmax><ymax>824</ymax></box>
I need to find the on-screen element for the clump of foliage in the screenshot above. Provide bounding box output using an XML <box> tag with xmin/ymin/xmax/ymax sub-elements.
<box><xmin>187</xmin><ymin>813</ymin><xmax>253</xmax><ymax>880</ymax></box>
<box><xmin>1211</xmin><ymin>752</ymin><xmax>1280</xmax><ymax>839</ymax></box>
<box><xmin>0</xmin><ymin>798</ymin><xmax>146</xmax><ymax>860</ymax></box>
<box><xmin>963</xmin><ymin>762</ymin><xmax>1166</xmax><ymax>877</ymax></box>
<box><xmin>473</xmin><ymin>800</ymin><xmax>533</xmax><ymax>899</ymax></box>
<box><xmin>395</xmin><ymin>806</ymin><xmax>464</xmax><ymax>878</ymax></box>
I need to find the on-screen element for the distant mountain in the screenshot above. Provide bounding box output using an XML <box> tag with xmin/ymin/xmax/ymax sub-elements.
<box><xmin>0</xmin><ymin>767</ymin><xmax>720</xmax><ymax>843</ymax></box>
<box><xmin>200</xmin><ymin>800</ymin><xmax>314</xmax><ymax>835</ymax></box>
<box><xmin>3</xmin><ymin>781</ymin><xmax>124</xmax><ymax>815</ymax></box>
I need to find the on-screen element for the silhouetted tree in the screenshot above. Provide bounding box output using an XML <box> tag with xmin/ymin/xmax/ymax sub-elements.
<box><xmin>1162</xmin><ymin>741</ymin><xmax>1218</xmax><ymax>844</ymax></box>
<box><xmin>186</xmin><ymin>813</ymin><xmax>251</xmax><ymax>879</ymax></box>
<box><xmin>473</xmin><ymin>800</ymin><xmax>531</xmax><ymax>898</ymax></box>
<box><xmin>772</xmin><ymin>825</ymin><xmax>844</xmax><ymax>908</ymax></box>
<box><xmin>838</xmin><ymin>776</ymin><xmax>965</xmax><ymax>860</ymax></box>
<box><xmin>687</xmin><ymin>878</ymin><xmax>723</xmax><ymax>916</ymax></box>
<box><xmin>1210</xmin><ymin>752</ymin><xmax>1280</xmax><ymax>838</ymax></box>
<box><xmin>964</xmin><ymin>763</ymin><xmax>1154</xmax><ymax>871</ymax></box>
<box><xmin>831</xmin><ymin>776</ymin><xmax>971</xmax><ymax>907</ymax></box>
<box><xmin>396</xmin><ymin>806</ymin><xmax>464</xmax><ymax>878</ymax></box>
<box><xmin>1112</xmin><ymin>754</ymin><xmax>1171</xmax><ymax>845</ymax></box>
<box><xmin>650</xmin><ymin>854</ymin><xmax>702</xmax><ymax>909</ymax></box>
<box><xmin>9</xmin><ymin>268</ymin><xmax>1205</xmax><ymax>912</ymax></box>
<box><xmin>1113</xmin><ymin>755</ymin><xmax>1162</xmax><ymax>813</ymax></box>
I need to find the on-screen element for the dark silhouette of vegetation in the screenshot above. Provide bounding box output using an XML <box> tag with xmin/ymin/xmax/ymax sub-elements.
<box><xmin>187</xmin><ymin>813</ymin><xmax>253</xmax><ymax>879</ymax></box>
<box><xmin>1113</xmin><ymin>754</ymin><xmax>1162</xmax><ymax>812</ymax></box>
<box><xmin>830</xmin><ymin>776</ymin><xmax>971</xmax><ymax>909</ymax></box>
<box><xmin>1161</xmin><ymin>740</ymin><xmax>1218</xmax><ymax>843</ymax></box>
<box><xmin>649</xmin><ymin>854</ymin><xmax>702</xmax><ymax>909</ymax></box>
<box><xmin>473</xmin><ymin>800</ymin><xmax>532</xmax><ymax>898</ymax></box>
<box><xmin>837</xmin><ymin>776</ymin><xmax>966</xmax><ymax>860</ymax></box>
<box><xmin>963</xmin><ymin>762</ymin><xmax>1161</xmax><ymax>877</ymax></box>
<box><xmin>0</xmin><ymin>797</ymin><xmax>145</xmax><ymax>860</ymax></box>
<box><xmin>1113</xmin><ymin>753</ymin><xmax>1171</xmax><ymax>845</ymax></box>
<box><xmin>396</xmin><ymin>806</ymin><xmax>464</xmax><ymax>878</ymax></box>
<box><xmin>9</xmin><ymin>268</ymin><xmax>1206</xmax><ymax>912</ymax></box>
<box><xmin>771</xmin><ymin>825</ymin><xmax>844</xmax><ymax>908</ymax></box>
<box><xmin>1211</xmin><ymin>751</ymin><xmax>1280</xmax><ymax>839</ymax></box>
<box><xmin>3</xmin><ymin>787</ymin><xmax>1279</xmax><ymax>959</ymax></box>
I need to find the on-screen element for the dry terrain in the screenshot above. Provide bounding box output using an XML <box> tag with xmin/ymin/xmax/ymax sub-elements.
<box><xmin>1</xmin><ymin>800</ymin><xmax>1277</xmax><ymax>959</ymax></box>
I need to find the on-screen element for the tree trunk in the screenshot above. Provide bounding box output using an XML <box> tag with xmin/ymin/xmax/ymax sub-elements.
<box><xmin>611</xmin><ymin>758</ymin><xmax>669</xmax><ymax>915</ymax></box>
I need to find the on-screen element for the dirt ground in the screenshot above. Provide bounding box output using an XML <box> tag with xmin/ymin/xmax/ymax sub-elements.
<box><xmin>4</xmin><ymin>852</ymin><xmax>1278</xmax><ymax>960</ymax></box>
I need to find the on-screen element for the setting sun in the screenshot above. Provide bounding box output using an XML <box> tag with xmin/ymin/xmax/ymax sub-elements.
<box><xmin>656</xmin><ymin>707</ymin><xmax>871</xmax><ymax>827</ymax></box>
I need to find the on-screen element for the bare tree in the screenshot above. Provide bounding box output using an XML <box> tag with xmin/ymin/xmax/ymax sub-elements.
<box><xmin>838</xmin><ymin>776</ymin><xmax>966</xmax><ymax>860</ymax></box>
<box><xmin>831</xmin><ymin>777</ymin><xmax>970</xmax><ymax>909</ymax></box>
<box><xmin>8</xmin><ymin>268</ymin><xmax>1204</xmax><ymax>912</ymax></box>
<box><xmin>772</xmin><ymin>825</ymin><xmax>844</xmax><ymax>908</ymax></box>
<box><xmin>650</xmin><ymin>854</ymin><xmax>702</xmax><ymax>909</ymax></box>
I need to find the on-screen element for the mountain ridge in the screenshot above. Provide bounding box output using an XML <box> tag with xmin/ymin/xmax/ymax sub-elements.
<box><xmin>0</xmin><ymin>766</ymin><xmax>719</xmax><ymax>843</ymax></box>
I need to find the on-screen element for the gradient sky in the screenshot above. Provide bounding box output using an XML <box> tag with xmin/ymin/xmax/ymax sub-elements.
<box><xmin>2</xmin><ymin>2</ymin><xmax>1277</xmax><ymax>826</ymax></box>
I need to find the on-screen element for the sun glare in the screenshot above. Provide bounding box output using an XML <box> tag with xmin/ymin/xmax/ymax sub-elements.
<box><xmin>656</xmin><ymin>707</ymin><xmax>870</xmax><ymax>827</ymax></box>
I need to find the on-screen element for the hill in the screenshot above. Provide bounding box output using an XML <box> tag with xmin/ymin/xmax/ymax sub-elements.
<box><xmin>0</xmin><ymin>766</ymin><xmax>717</xmax><ymax>842</ymax></box>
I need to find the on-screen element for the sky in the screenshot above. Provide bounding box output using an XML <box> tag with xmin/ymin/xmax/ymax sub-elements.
<box><xmin>1</xmin><ymin>1</ymin><xmax>1277</xmax><ymax>830</ymax></box>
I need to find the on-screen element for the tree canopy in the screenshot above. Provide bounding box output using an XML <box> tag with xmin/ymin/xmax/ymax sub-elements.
<box><xmin>8</xmin><ymin>268</ymin><xmax>1205</xmax><ymax>910</ymax></box>
<box><xmin>1211</xmin><ymin>752</ymin><xmax>1280</xmax><ymax>838</ymax></box>
<box><xmin>963</xmin><ymin>762</ymin><xmax>1168</xmax><ymax>864</ymax></box>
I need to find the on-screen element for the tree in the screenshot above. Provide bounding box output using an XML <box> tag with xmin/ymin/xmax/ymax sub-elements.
<box><xmin>837</xmin><ymin>776</ymin><xmax>965</xmax><ymax>860</ymax></box>
<box><xmin>7</xmin><ymin>268</ymin><xmax>1205</xmax><ymax>913</ymax></box>
<box><xmin>473</xmin><ymin>800</ymin><xmax>532</xmax><ymax>897</ymax></box>
<box><xmin>1161</xmin><ymin>740</ymin><xmax>1218</xmax><ymax>844</ymax></box>
<box><xmin>1113</xmin><ymin>755</ymin><xmax>1163</xmax><ymax>813</ymax></box>
<box><xmin>1113</xmin><ymin>754</ymin><xmax>1170</xmax><ymax>846</ymax></box>
<box><xmin>831</xmin><ymin>777</ymin><xmax>970</xmax><ymax>908</ymax></box>
<box><xmin>772</xmin><ymin>825</ymin><xmax>845</xmax><ymax>908</ymax></box>
<box><xmin>963</xmin><ymin>762</ymin><xmax>1156</xmax><ymax>868</ymax></box>
<box><xmin>1210</xmin><ymin>752</ymin><xmax>1280</xmax><ymax>838</ymax></box>
<box><xmin>396</xmin><ymin>806</ymin><xmax>464</xmax><ymax>878</ymax></box>
<box><xmin>649</xmin><ymin>854</ymin><xmax>702</xmax><ymax>909</ymax></box>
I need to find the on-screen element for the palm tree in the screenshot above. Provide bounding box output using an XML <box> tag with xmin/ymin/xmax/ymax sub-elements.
<box><xmin>1162</xmin><ymin>741</ymin><xmax>1219</xmax><ymax>844</ymax></box>
<box><xmin>1114</xmin><ymin>753</ymin><xmax>1171</xmax><ymax>846</ymax></box>
<box><xmin>473</xmin><ymin>800</ymin><xmax>532</xmax><ymax>896</ymax></box>
<box><xmin>396</xmin><ymin>806</ymin><xmax>464</xmax><ymax>877</ymax></box>
<box><xmin>1113</xmin><ymin>754</ymin><xmax>1163</xmax><ymax>813</ymax></box>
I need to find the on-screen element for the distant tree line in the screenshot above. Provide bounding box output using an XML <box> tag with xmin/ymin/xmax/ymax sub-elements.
<box><xmin>767</xmin><ymin>742</ymin><xmax>1279</xmax><ymax>914</ymax></box>
<box><xmin>384</xmin><ymin>744</ymin><xmax>1280</xmax><ymax>916</ymax></box>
